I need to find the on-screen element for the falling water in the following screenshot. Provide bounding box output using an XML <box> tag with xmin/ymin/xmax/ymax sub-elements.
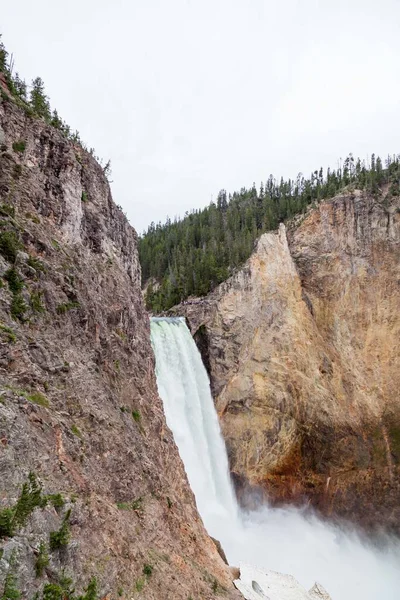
<box><xmin>150</xmin><ymin>317</ymin><xmax>400</xmax><ymax>599</ymax></box>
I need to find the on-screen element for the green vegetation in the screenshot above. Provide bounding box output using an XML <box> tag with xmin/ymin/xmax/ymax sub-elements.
<box><xmin>30</xmin><ymin>291</ymin><xmax>45</xmax><ymax>313</ymax></box>
<box><xmin>0</xmin><ymin>231</ymin><xmax>21</xmax><ymax>263</ymax></box>
<box><xmin>1</xmin><ymin>551</ymin><xmax>21</xmax><ymax>600</ymax></box>
<box><xmin>49</xmin><ymin>508</ymin><xmax>71</xmax><ymax>550</ymax></box>
<box><xmin>0</xmin><ymin>204</ymin><xmax>15</xmax><ymax>218</ymax></box>
<box><xmin>4</xmin><ymin>267</ymin><xmax>26</xmax><ymax>321</ymax></box>
<box><xmin>9</xmin><ymin>294</ymin><xmax>26</xmax><ymax>321</ymax></box>
<box><xmin>41</xmin><ymin>584</ymin><xmax>66</xmax><ymax>600</ymax></box>
<box><xmin>135</xmin><ymin>578</ymin><xmax>145</xmax><ymax>592</ymax></box>
<box><xmin>142</xmin><ymin>564</ymin><xmax>153</xmax><ymax>577</ymax></box>
<box><xmin>24</xmin><ymin>391</ymin><xmax>49</xmax><ymax>407</ymax></box>
<box><xmin>56</xmin><ymin>301</ymin><xmax>80</xmax><ymax>314</ymax></box>
<box><xmin>71</xmin><ymin>424</ymin><xmax>82</xmax><ymax>438</ymax></box>
<box><xmin>47</xmin><ymin>493</ymin><xmax>65</xmax><ymax>510</ymax></box>
<box><xmin>0</xmin><ymin>473</ymin><xmax>46</xmax><ymax>539</ymax></box>
<box><xmin>6</xmin><ymin>386</ymin><xmax>49</xmax><ymax>407</ymax></box>
<box><xmin>12</xmin><ymin>141</ymin><xmax>25</xmax><ymax>154</ymax></box>
<box><xmin>81</xmin><ymin>191</ymin><xmax>88</xmax><ymax>203</ymax></box>
<box><xmin>27</xmin><ymin>256</ymin><xmax>46</xmax><ymax>273</ymax></box>
<box><xmin>39</xmin><ymin>575</ymin><xmax>97</xmax><ymax>600</ymax></box>
<box><xmin>25</xmin><ymin>213</ymin><xmax>40</xmax><ymax>224</ymax></box>
<box><xmin>4</xmin><ymin>268</ymin><xmax>23</xmax><ymax>294</ymax></box>
<box><xmin>35</xmin><ymin>542</ymin><xmax>49</xmax><ymax>577</ymax></box>
<box><xmin>140</xmin><ymin>153</ymin><xmax>400</xmax><ymax>311</ymax></box>
<box><xmin>116</xmin><ymin>497</ymin><xmax>143</xmax><ymax>511</ymax></box>
<box><xmin>131</xmin><ymin>409</ymin><xmax>141</xmax><ymax>423</ymax></box>
<box><xmin>79</xmin><ymin>578</ymin><xmax>98</xmax><ymax>600</ymax></box>
<box><xmin>0</xmin><ymin>323</ymin><xmax>16</xmax><ymax>343</ymax></box>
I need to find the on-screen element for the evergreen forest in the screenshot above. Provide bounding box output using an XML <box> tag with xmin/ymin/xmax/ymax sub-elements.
<box><xmin>140</xmin><ymin>154</ymin><xmax>400</xmax><ymax>312</ymax></box>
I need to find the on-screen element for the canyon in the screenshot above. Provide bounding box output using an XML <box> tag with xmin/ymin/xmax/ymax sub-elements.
<box><xmin>171</xmin><ymin>189</ymin><xmax>400</xmax><ymax>532</ymax></box>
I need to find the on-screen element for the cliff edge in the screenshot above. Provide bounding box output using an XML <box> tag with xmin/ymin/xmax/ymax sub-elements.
<box><xmin>0</xmin><ymin>94</ymin><xmax>239</xmax><ymax>598</ymax></box>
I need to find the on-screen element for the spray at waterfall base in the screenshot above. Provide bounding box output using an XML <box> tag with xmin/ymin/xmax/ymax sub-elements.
<box><xmin>150</xmin><ymin>318</ymin><xmax>400</xmax><ymax>600</ymax></box>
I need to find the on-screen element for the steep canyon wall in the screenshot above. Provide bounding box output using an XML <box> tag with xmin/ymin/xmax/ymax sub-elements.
<box><xmin>0</xmin><ymin>95</ymin><xmax>238</xmax><ymax>599</ymax></box>
<box><xmin>173</xmin><ymin>191</ymin><xmax>400</xmax><ymax>532</ymax></box>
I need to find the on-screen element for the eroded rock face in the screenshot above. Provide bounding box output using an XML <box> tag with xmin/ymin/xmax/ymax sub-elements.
<box><xmin>173</xmin><ymin>191</ymin><xmax>400</xmax><ymax>532</ymax></box>
<box><xmin>0</xmin><ymin>97</ymin><xmax>240</xmax><ymax>599</ymax></box>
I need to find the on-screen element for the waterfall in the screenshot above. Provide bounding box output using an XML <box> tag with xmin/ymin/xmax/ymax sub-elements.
<box><xmin>150</xmin><ymin>317</ymin><xmax>237</xmax><ymax>540</ymax></box>
<box><xmin>150</xmin><ymin>317</ymin><xmax>400</xmax><ymax>600</ymax></box>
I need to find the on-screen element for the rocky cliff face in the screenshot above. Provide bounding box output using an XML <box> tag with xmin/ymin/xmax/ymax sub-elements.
<box><xmin>0</xmin><ymin>95</ymin><xmax>239</xmax><ymax>599</ymax></box>
<box><xmin>173</xmin><ymin>190</ymin><xmax>400</xmax><ymax>532</ymax></box>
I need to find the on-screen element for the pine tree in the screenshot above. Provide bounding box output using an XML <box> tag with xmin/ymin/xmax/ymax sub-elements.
<box><xmin>30</xmin><ymin>77</ymin><xmax>51</xmax><ymax>120</ymax></box>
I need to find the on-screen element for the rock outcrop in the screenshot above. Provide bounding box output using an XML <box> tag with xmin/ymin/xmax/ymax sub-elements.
<box><xmin>0</xmin><ymin>95</ymin><xmax>240</xmax><ymax>598</ymax></box>
<box><xmin>172</xmin><ymin>191</ymin><xmax>400</xmax><ymax>532</ymax></box>
<box><xmin>234</xmin><ymin>564</ymin><xmax>331</xmax><ymax>600</ymax></box>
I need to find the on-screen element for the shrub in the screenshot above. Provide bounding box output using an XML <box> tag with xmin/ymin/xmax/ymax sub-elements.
<box><xmin>143</xmin><ymin>564</ymin><xmax>153</xmax><ymax>577</ymax></box>
<box><xmin>35</xmin><ymin>541</ymin><xmax>49</xmax><ymax>577</ymax></box>
<box><xmin>4</xmin><ymin>269</ymin><xmax>26</xmax><ymax>322</ymax></box>
<box><xmin>0</xmin><ymin>508</ymin><xmax>14</xmax><ymax>538</ymax></box>
<box><xmin>13</xmin><ymin>473</ymin><xmax>46</xmax><ymax>529</ymax></box>
<box><xmin>81</xmin><ymin>191</ymin><xmax>88</xmax><ymax>203</ymax></box>
<box><xmin>30</xmin><ymin>291</ymin><xmax>45</xmax><ymax>313</ymax></box>
<box><xmin>0</xmin><ymin>204</ymin><xmax>15</xmax><ymax>217</ymax></box>
<box><xmin>0</xmin><ymin>324</ymin><xmax>16</xmax><ymax>343</ymax></box>
<box><xmin>4</xmin><ymin>268</ymin><xmax>23</xmax><ymax>294</ymax></box>
<box><xmin>0</xmin><ymin>231</ymin><xmax>21</xmax><ymax>263</ymax></box>
<box><xmin>27</xmin><ymin>256</ymin><xmax>46</xmax><ymax>273</ymax></box>
<box><xmin>10</xmin><ymin>294</ymin><xmax>26</xmax><ymax>321</ymax></box>
<box><xmin>12</xmin><ymin>141</ymin><xmax>25</xmax><ymax>154</ymax></box>
<box><xmin>25</xmin><ymin>213</ymin><xmax>40</xmax><ymax>224</ymax></box>
<box><xmin>1</xmin><ymin>551</ymin><xmax>21</xmax><ymax>599</ymax></box>
<box><xmin>47</xmin><ymin>494</ymin><xmax>65</xmax><ymax>510</ymax></box>
<box><xmin>131</xmin><ymin>410</ymin><xmax>141</xmax><ymax>423</ymax></box>
<box><xmin>0</xmin><ymin>473</ymin><xmax>46</xmax><ymax>539</ymax></box>
<box><xmin>80</xmin><ymin>578</ymin><xmax>98</xmax><ymax>600</ymax></box>
<box><xmin>116</xmin><ymin>497</ymin><xmax>142</xmax><ymax>512</ymax></box>
<box><xmin>49</xmin><ymin>509</ymin><xmax>71</xmax><ymax>550</ymax></box>
<box><xmin>41</xmin><ymin>584</ymin><xmax>64</xmax><ymax>600</ymax></box>
<box><xmin>71</xmin><ymin>425</ymin><xmax>81</xmax><ymax>438</ymax></box>
<box><xmin>135</xmin><ymin>578</ymin><xmax>144</xmax><ymax>592</ymax></box>
<box><xmin>56</xmin><ymin>301</ymin><xmax>80</xmax><ymax>314</ymax></box>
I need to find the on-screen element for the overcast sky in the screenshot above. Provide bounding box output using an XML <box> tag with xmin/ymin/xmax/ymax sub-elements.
<box><xmin>2</xmin><ymin>0</ymin><xmax>400</xmax><ymax>233</ymax></box>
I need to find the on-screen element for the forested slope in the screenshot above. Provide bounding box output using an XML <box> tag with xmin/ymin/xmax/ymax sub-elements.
<box><xmin>140</xmin><ymin>155</ymin><xmax>400</xmax><ymax>312</ymax></box>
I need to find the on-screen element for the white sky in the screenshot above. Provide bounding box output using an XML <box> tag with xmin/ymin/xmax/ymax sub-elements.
<box><xmin>2</xmin><ymin>0</ymin><xmax>400</xmax><ymax>233</ymax></box>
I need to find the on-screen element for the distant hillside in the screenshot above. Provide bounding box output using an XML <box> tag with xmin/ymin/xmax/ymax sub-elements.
<box><xmin>139</xmin><ymin>154</ymin><xmax>400</xmax><ymax>312</ymax></box>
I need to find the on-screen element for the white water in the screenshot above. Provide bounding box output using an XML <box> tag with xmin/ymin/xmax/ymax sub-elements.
<box><xmin>151</xmin><ymin>317</ymin><xmax>400</xmax><ymax>599</ymax></box>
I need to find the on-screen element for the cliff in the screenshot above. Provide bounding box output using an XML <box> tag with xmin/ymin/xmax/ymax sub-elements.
<box><xmin>172</xmin><ymin>190</ymin><xmax>400</xmax><ymax>532</ymax></box>
<box><xmin>0</xmin><ymin>95</ymin><xmax>239</xmax><ymax>598</ymax></box>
